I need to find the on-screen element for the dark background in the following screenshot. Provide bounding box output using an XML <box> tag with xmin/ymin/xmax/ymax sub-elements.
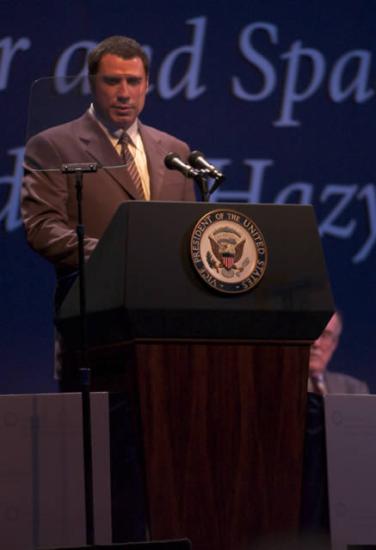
<box><xmin>1</xmin><ymin>0</ymin><xmax>375</xmax><ymax>393</ymax></box>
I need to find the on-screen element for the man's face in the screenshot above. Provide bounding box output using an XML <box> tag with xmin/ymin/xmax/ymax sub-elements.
<box><xmin>309</xmin><ymin>313</ymin><xmax>342</xmax><ymax>375</ymax></box>
<box><xmin>92</xmin><ymin>53</ymin><xmax>148</xmax><ymax>130</ymax></box>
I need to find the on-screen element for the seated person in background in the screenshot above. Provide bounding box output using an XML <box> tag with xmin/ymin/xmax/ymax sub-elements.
<box><xmin>308</xmin><ymin>311</ymin><xmax>370</xmax><ymax>395</ymax></box>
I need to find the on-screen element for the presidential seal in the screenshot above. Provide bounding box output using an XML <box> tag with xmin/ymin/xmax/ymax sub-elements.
<box><xmin>190</xmin><ymin>209</ymin><xmax>267</xmax><ymax>294</ymax></box>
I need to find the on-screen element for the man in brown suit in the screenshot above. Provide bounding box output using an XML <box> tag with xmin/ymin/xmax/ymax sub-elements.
<box><xmin>22</xmin><ymin>35</ymin><xmax>195</xmax><ymax>279</ymax></box>
<box><xmin>22</xmin><ymin>35</ymin><xmax>196</xmax><ymax>368</ymax></box>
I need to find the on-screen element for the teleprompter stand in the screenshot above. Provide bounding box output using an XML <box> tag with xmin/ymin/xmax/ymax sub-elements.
<box><xmin>61</xmin><ymin>162</ymin><xmax>97</xmax><ymax>547</ymax></box>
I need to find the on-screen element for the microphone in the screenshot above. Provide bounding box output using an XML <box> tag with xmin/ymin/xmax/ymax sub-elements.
<box><xmin>164</xmin><ymin>153</ymin><xmax>200</xmax><ymax>178</ymax></box>
<box><xmin>188</xmin><ymin>150</ymin><xmax>225</xmax><ymax>180</ymax></box>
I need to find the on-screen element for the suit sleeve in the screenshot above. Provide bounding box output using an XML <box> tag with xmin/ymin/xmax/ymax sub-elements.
<box><xmin>21</xmin><ymin>132</ymin><xmax>98</xmax><ymax>271</ymax></box>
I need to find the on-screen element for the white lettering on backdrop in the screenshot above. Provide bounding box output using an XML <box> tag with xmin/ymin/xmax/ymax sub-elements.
<box><xmin>210</xmin><ymin>159</ymin><xmax>376</xmax><ymax>264</ymax></box>
<box><xmin>1</xmin><ymin>18</ymin><xmax>375</xmax><ymax>263</ymax></box>
<box><xmin>231</xmin><ymin>22</ymin><xmax>375</xmax><ymax>127</ymax></box>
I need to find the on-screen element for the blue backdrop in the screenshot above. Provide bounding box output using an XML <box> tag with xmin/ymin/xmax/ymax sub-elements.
<box><xmin>1</xmin><ymin>0</ymin><xmax>375</xmax><ymax>393</ymax></box>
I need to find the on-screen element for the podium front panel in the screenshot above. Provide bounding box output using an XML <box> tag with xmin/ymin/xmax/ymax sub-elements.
<box><xmin>57</xmin><ymin>202</ymin><xmax>334</xmax><ymax>350</ymax></box>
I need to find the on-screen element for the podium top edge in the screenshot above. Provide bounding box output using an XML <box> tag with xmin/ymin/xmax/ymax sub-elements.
<box><xmin>118</xmin><ymin>201</ymin><xmax>313</xmax><ymax>209</ymax></box>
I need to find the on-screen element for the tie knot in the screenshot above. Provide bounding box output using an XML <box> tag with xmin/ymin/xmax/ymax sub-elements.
<box><xmin>118</xmin><ymin>131</ymin><xmax>134</xmax><ymax>165</ymax></box>
<box><xmin>118</xmin><ymin>131</ymin><xmax>132</xmax><ymax>146</ymax></box>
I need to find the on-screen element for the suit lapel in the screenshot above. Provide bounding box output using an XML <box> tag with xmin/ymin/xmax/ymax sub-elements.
<box><xmin>76</xmin><ymin>112</ymin><xmax>143</xmax><ymax>200</ymax></box>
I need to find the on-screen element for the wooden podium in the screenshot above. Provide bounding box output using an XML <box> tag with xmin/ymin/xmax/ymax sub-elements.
<box><xmin>57</xmin><ymin>201</ymin><xmax>334</xmax><ymax>550</ymax></box>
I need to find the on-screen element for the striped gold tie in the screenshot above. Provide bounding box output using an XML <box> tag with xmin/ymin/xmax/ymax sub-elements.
<box><xmin>119</xmin><ymin>131</ymin><xmax>145</xmax><ymax>199</ymax></box>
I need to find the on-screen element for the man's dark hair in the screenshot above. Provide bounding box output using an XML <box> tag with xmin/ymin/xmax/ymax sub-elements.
<box><xmin>88</xmin><ymin>35</ymin><xmax>149</xmax><ymax>76</ymax></box>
